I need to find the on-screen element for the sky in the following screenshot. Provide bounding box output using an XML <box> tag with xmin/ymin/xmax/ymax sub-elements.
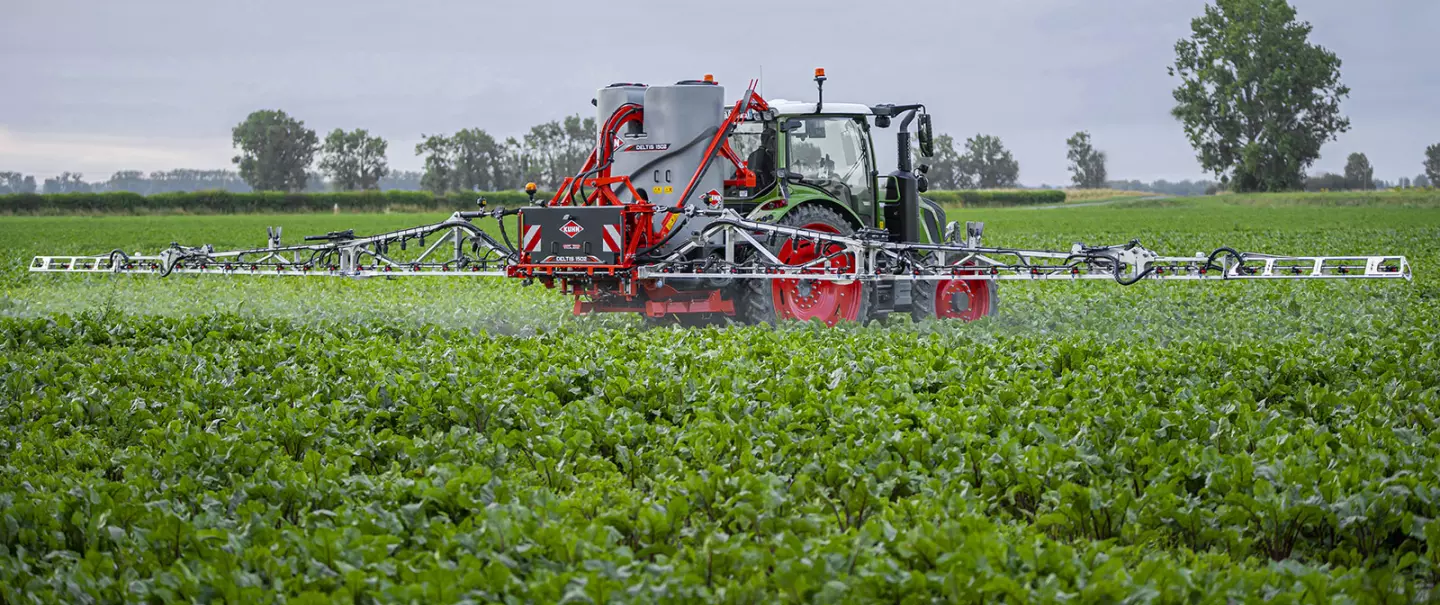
<box><xmin>2</xmin><ymin>0</ymin><xmax>1436</xmax><ymax>186</ymax></box>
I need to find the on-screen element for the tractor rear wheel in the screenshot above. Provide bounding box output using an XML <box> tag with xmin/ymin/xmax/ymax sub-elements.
<box><xmin>740</xmin><ymin>205</ymin><xmax>870</xmax><ymax>326</ymax></box>
<box><xmin>911</xmin><ymin>265</ymin><xmax>998</xmax><ymax>322</ymax></box>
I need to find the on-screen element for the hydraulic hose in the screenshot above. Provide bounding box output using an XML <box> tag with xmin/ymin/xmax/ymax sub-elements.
<box><xmin>158</xmin><ymin>254</ymin><xmax>183</xmax><ymax>277</ymax></box>
<box><xmin>1205</xmin><ymin>246</ymin><xmax>1246</xmax><ymax>276</ymax></box>
<box><xmin>107</xmin><ymin>249</ymin><xmax>130</xmax><ymax>272</ymax></box>
<box><xmin>1113</xmin><ymin>263</ymin><xmax>1156</xmax><ymax>286</ymax></box>
<box><xmin>634</xmin><ymin>208</ymin><xmax>691</xmax><ymax>259</ymax></box>
<box><xmin>571</xmin><ymin>103</ymin><xmax>644</xmax><ymax>206</ymax></box>
<box><xmin>494</xmin><ymin>209</ymin><xmax>521</xmax><ymax>259</ymax></box>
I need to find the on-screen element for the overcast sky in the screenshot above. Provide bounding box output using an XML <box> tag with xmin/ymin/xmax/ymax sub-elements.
<box><xmin>2</xmin><ymin>0</ymin><xmax>1436</xmax><ymax>186</ymax></box>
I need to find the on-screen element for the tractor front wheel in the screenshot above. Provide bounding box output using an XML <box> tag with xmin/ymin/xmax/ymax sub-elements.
<box><xmin>911</xmin><ymin>266</ymin><xmax>998</xmax><ymax>322</ymax></box>
<box><xmin>740</xmin><ymin>205</ymin><xmax>870</xmax><ymax>326</ymax></box>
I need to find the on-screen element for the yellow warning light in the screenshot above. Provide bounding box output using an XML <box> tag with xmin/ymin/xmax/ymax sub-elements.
<box><xmin>525</xmin><ymin>182</ymin><xmax>537</xmax><ymax>193</ymax></box>
<box><xmin>703</xmin><ymin>74</ymin><xmax>715</xmax><ymax>83</ymax></box>
<box><xmin>814</xmin><ymin>67</ymin><xmax>826</xmax><ymax>78</ymax></box>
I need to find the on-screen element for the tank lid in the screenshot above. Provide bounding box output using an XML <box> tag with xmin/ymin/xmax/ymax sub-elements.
<box><xmin>674</xmin><ymin>79</ymin><xmax>719</xmax><ymax>86</ymax></box>
<box><xmin>605</xmin><ymin>82</ymin><xmax>648</xmax><ymax>88</ymax></box>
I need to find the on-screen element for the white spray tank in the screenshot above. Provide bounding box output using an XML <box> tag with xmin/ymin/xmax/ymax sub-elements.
<box><xmin>598</xmin><ymin>79</ymin><xmax>726</xmax><ymax>255</ymax></box>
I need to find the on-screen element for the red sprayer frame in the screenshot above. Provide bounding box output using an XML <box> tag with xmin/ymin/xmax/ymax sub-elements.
<box><xmin>510</xmin><ymin>81</ymin><xmax>770</xmax><ymax>317</ymax></box>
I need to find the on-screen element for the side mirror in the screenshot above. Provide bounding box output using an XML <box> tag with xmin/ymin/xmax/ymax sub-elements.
<box><xmin>917</xmin><ymin>113</ymin><xmax>934</xmax><ymax>157</ymax></box>
<box><xmin>917</xmin><ymin>174</ymin><xmax>930</xmax><ymax>194</ymax></box>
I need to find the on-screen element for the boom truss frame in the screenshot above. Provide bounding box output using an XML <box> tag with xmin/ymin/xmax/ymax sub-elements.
<box><xmin>30</xmin><ymin>207</ymin><xmax>1412</xmax><ymax>287</ymax></box>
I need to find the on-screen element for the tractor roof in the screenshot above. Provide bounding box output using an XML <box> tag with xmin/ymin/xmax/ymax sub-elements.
<box><xmin>765</xmin><ymin>99</ymin><xmax>873</xmax><ymax>117</ymax></box>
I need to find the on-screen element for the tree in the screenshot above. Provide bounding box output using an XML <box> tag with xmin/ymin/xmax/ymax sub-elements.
<box><xmin>0</xmin><ymin>172</ymin><xmax>37</xmax><ymax>194</ymax></box>
<box><xmin>415</xmin><ymin>134</ymin><xmax>455</xmax><ymax>193</ymax></box>
<box><xmin>1399</xmin><ymin>177</ymin><xmax>1412</xmax><ymax>189</ymax></box>
<box><xmin>957</xmin><ymin>134</ymin><xmax>1020</xmax><ymax>189</ymax></box>
<box><xmin>232</xmin><ymin>110</ymin><xmax>318</xmax><ymax>192</ymax></box>
<box><xmin>497</xmin><ymin>137</ymin><xmax>534</xmax><ymax>190</ymax></box>
<box><xmin>915</xmin><ymin>134</ymin><xmax>969</xmax><ymax>189</ymax></box>
<box><xmin>378</xmin><ymin>170</ymin><xmax>423</xmax><ymax>191</ymax></box>
<box><xmin>450</xmin><ymin>128</ymin><xmax>503</xmax><ymax>191</ymax></box>
<box><xmin>319</xmin><ymin>129</ymin><xmax>389</xmax><ymax>191</ymax></box>
<box><xmin>106</xmin><ymin>170</ymin><xmax>151</xmax><ymax>194</ymax></box>
<box><xmin>1343</xmin><ymin>153</ymin><xmax>1373</xmax><ymax>190</ymax></box>
<box><xmin>415</xmin><ymin>130</ymin><xmax>503</xmax><ymax>193</ymax></box>
<box><xmin>1425</xmin><ymin>144</ymin><xmax>1440</xmax><ymax>185</ymax></box>
<box><xmin>524</xmin><ymin>121</ymin><xmax>565</xmax><ymax>188</ymax></box>
<box><xmin>1107</xmin><ymin>179</ymin><xmax>1217</xmax><ymax>196</ymax></box>
<box><xmin>1304</xmin><ymin>172</ymin><xmax>1346</xmax><ymax>192</ymax></box>
<box><xmin>1169</xmin><ymin>0</ymin><xmax>1349</xmax><ymax>192</ymax></box>
<box><xmin>148</xmin><ymin>169</ymin><xmax>250</xmax><ymax>193</ymax></box>
<box><xmin>556</xmin><ymin>115</ymin><xmax>597</xmax><ymax>185</ymax></box>
<box><xmin>1417</xmin><ymin>174</ymin><xmax>1432</xmax><ymax>188</ymax></box>
<box><xmin>504</xmin><ymin>115</ymin><xmax>600</xmax><ymax>190</ymax></box>
<box><xmin>42</xmin><ymin>172</ymin><xmax>91</xmax><ymax>194</ymax></box>
<box><xmin>1065</xmin><ymin>131</ymin><xmax>1108</xmax><ymax>189</ymax></box>
<box><xmin>304</xmin><ymin>171</ymin><xmax>328</xmax><ymax>193</ymax></box>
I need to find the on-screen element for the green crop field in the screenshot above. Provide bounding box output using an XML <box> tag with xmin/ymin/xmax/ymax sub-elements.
<box><xmin>2</xmin><ymin>195</ymin><xmax>1439</xmax><ymax>602</ymax></box>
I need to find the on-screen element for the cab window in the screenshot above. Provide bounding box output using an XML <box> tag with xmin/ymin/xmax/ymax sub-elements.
<box><xmin>727</xmin><ymin>121</ymin><xmax>776</xmax><ymax>197</ymax></box>
<box><xmin>785</xmin><ymin>117</ymin><xmax>874</xmax><ymax>207</ymax></box>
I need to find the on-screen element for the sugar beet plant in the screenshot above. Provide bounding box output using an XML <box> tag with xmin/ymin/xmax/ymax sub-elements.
<box><xmin>1</xmin><ymin>198</ymin><xmax>1439</xmax><ymax>602</ymax></box>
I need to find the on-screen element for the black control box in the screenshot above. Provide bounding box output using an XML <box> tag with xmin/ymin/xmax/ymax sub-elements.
<box><xmin>517</xmin><ymin>206</ymin><xmax>627</xmax><ymax>265</ymax></box>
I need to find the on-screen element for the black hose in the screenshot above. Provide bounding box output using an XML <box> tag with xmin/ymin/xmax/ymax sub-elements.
<box><xmin>1113</xmin><ymin>263</ymin><xmax>1156</xmax><ymax>286</ymax></box>
<box><xmin>108</xmin><ymin>249</ymin><xmax>130</xmax><ymax>271</ymax></box>
<box><xmin>634</xmin><ymin>210</ymin><xmax>690</xmax><ymax>259</ymax></box>
<box><xmin>496</xmin><ymin>211</ymin><xmax>520</xmax><ymax>259</ymax></box>
<box><xmin>571</xmin><ymin>103</ymin><xmax>643</xmax><ymax>206</ymax></box>
<box><xmin>158</xmin><ymin>256</ymin><xmax>180</xmax><ymax>277</ymax></box>
<box><xmin>575</xmin><ymin>155</ymin><xmax>618</xmax><ymax>206</ymax></box>
<box><xmin>1205</xmin><ymin>246</ymin><xmax>1245</xmax><ymax>276</ymax></box>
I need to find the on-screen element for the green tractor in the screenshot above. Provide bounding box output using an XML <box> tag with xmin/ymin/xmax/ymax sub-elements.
<box><xmin>713</xmin><ymin>75</ymin><xmax>994</xmax><ymax>325</ymax></box>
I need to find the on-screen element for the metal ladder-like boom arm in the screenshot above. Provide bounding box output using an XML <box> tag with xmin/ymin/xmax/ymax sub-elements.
<box><xmin>29</xmin><ymin>210</ymin><xmax>517</xmax><ymax>278</ymax></box>
<box><xmin>30</xmin><ymin>209</ymin><xmax>1411</xmax><ymax>285</ymax></box>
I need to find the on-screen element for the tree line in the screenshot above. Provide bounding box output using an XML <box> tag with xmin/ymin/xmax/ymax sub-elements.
<box><xmin>0</xmin><ymin>169</ymin><xmax>431</xmax><ymax>196</ymax></box>
<box><xmin>913</xmin><ymin>130</ymin><xmax>1105</xmax><ymax>191</ymax></box>
<box><xmin>222</xmin><ymin>109</ymin><xmax>605</xmax><ymax>194</ymax></box>
<box><xmin>9</xmin><ymin>134</ymin><xmax>1435</xmax><ymax>197</ymax></box>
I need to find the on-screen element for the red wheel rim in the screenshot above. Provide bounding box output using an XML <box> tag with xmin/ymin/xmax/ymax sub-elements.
<box><xmin>935</xmin><ymin>269</ymin><xmax>992</xmax><ymax>321</ymax></box>
<box><xmin>772</xmin><ymin>223</ymin><xmax>864</xmax><ymax>325</ymax></box>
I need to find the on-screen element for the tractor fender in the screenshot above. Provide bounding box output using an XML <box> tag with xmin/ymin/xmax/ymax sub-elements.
<box><xmin>918</xmin><ymin>197</ymin><xmax>947</xmax><ymax>244</ymax></box>
<box><xmin>770</xmin><ymin>196</ymin><xmax>865</xmax><ymax>230</ymax></box>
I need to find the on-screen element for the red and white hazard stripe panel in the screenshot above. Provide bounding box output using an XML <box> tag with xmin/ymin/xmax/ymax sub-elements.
<box><xmin>522</xmin><ymin>225</ymin><xmax>542</xmax><ymax>252</ymax></box>
<box><xmin>602</xmin><ymin>224</ymin><xmax>622</xmax><ymax>253</ymax></box>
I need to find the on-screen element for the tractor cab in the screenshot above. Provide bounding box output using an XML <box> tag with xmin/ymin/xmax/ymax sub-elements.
<box><xmin>724</xmin><ymin>82</ymin><xmax>943</xmax><ymax>246</ymax></box>
<box><xmin>725</xmin><ymin>101</ymin><xmax>879</xmax><ymax>227</ymax></box>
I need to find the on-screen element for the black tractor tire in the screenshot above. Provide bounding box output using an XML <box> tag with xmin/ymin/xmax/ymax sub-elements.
<box><xmin>910</xmin><ymin>279</ymin><xmax>937</xmax><ymax>322</ymax></box>
<box><xmin>738</xmin><ymin>204</ymin><xmax>871</xmax><ymax>326</ymax></box>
